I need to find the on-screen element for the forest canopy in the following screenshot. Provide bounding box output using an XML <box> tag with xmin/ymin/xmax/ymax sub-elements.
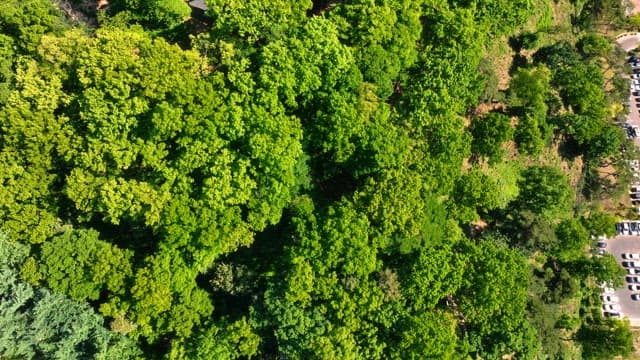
<box><xmin>0</xmin><ymin>0</ymin><xmax>634</xmax><ymax>359</ymax></box>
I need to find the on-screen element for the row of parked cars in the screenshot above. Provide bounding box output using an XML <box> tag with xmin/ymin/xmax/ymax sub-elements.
<box><xmin>615</xmin><ymin>221</ymin><xmax>640</xmax><ymax>235</ymax></box>
<box><xmin>630</xmin><ymin>60</ymin><xmax>640</xmax><ymax>106</ymax></box>
<box><xmin>625</xmin><ymin>124</ymin><xmax>640</xmax><ymax>139</ymax></box>
<box><xmin>622</xmin><ymin>255</ymin><xmax>640</xmax><ymax>305</ymax></box>
<box><xmin>598</xmin><ymin>57</ymin><xmax>640</xmax><ymax>319</ymax></box>
<box><xmin>601</xmin><ymin>285</ymin><xmax>623</xmax><ymax>319</ymax></box>
<box><xmin>625</xmin><ymin>160</ymin><xmax>640</xmax><ymax>215</ymax></box>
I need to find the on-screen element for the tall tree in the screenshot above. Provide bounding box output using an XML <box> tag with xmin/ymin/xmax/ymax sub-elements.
<box><xmin>0</xmin><ymin>233</ymin><xmax>140</xmax><ymax>359</ymax></box>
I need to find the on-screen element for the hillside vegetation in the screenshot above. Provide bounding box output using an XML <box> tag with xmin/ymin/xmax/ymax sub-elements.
<box><xmin>0</xmin><ymin>0</ymin><xmax>636</xmax><ymax>358</ymax></box>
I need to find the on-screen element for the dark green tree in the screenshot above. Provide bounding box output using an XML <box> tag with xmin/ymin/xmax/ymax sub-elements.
<box><xmin>578</xmin><ymin>319</ymin><xmax>634</xmax><ymax>360</ymax></box>
<box><xmin>578</xmin><ymin>33</ymin><xmax>611</xmax><ymax>59</ymax></box>
<box><xmin>581</xmin><ymin>210</ymin><xmax>618</xmax><ymax>237</ymax></box>
<box><xmin>456</xmin><ymin>237</ymin><xmax>539</xmax><ymax>358</ymax></box>
<box><xmin>469</xmin><ymin>112</ymin><xmax>513</xmax><ymax>163</ymax></box>
<box><xmin>554</xmin><ymin>218</ymin><xmax>590</xmax><ymax>261</ymax></box>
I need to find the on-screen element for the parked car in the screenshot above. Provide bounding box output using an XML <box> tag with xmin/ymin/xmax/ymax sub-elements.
<box><xmin>623</xmin><ymin>222</ymin><xmax>631</xmax><ymax>233</ymax></box>
<box><xmin>601</xmin><ymin>294</ymin><xmax>619</xmax><ymax>303</ymax></box>
<box><xmin>628</xmin><ymin>268</ymin><xmax>640</xmax><ymax>275</ymax></box>
<box><xmin>629</xmin><ymin>284</ymin><xmax>640</xmax><ymax>291</ymax></box>
<box><xmin>603</xmin><ymin>303</ymin><xmax>621</xmax><ymax>311</ymax></box>
<box><xmin>623</xmin><ymin>261</ymin><xmax>640</xmax><ymax>267</ymax></box>
<box><xmin>626</xmin><ymin>276</ymin><xmax>640</xmax><ymax>283</ymax></box>
<box><xmin>622</xmin><ymin>253</ymin><xmax>640</xmax><ymax>260</ymax></box>
<box><xmin>632</xmin><ymin>294</ymin><xmax>640</xmax><ymax>301</ymax></box>
<box><xmin>597</xmin><ymin>241</ymin><xmax>607</xmax><ymax>248</ymax></box>
<box><xmin>604</xmin><ymin>311</ymin><xmax>622</xmax><ymax>319</ymax></box>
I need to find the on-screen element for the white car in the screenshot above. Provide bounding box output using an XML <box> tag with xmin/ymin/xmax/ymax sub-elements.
<box><xmin>632</xmin><ymin>294</ymin><xmax>640</xmax><ymax>301</ymax></box>
<box><xmin>604</xmin><ymin>304</ymin><xmax>621</xmax><ymax>311</ymax></box>
<box><xmin>628</xmin><ymin>268</ymin><xmax>640</xmax><ymax>275</ymax></box>
<box><xmin>623</xmin><ymin>222</ymin><xmax>631</xmax><ymax>234</ymax></box>
<box><xmin>629</xmin><ymin>284</ymin><xmax>640</xmax><ymax>291</ymax></box>
<box><xmin>602</xmin><ymin>294</ymin><xmax>619</xmax><ymax>303</ymax></box>
<box><xmin>622</xmin><ymin>253</ymin><xmax>640</xmax><ymax>260</ymax></box>
<box><xmin>603</xmin><ymin>287</ymin><xmax>616</xmax><ymax>293</ymax></box>
<box><xmin>623</xmin><ymin>261</ymin><xmax>640</xmax><ymax>267</ymax></box>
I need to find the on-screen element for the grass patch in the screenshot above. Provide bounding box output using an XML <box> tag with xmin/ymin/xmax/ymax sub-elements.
<box><xmin>537</xmin><ymin>0</ymin><xmax>553</xmax><ymax>31</ymax></box>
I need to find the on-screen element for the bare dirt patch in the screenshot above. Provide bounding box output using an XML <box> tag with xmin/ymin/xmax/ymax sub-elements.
<box><xmin>54</xmin><ymin>0</ymin><xmax>100</xmax><ymax>27</ymax></box>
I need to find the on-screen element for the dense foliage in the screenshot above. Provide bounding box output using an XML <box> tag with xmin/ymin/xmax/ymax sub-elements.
<box><xmin>0</xmin><ymin>0</ymin><xmax>633</xmax><ymax>359</ymax></box>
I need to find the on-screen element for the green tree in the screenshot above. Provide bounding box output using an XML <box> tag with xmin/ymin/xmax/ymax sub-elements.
<box><xmin>22</xmin><ymin>229</ymin><xmax>133</xmax><ymax>301</ymax></box>
<box><xmin>515</xmin><ymin>114</ymin><xmax>544</xmax><ymax>156</ymax></box>
<box><xmin>327</xmin><ymin>0</ymin><xmax>423</xmax><ymax>98</ymax></box>
<box><xmin>469</xmin><ymin>112</ymin><xmax>513</xmax><ymax>163</ymax></box>
<box><xmin>262</xmin><ymin>199</ymin><xmax>392</xmax><ymax>359</ymax></box>
<box><xmin>0</xmin><ymin>233</ymin><xmax>140</xmax><ymax>359</ymax></box>
<box><xmin>578</xmin><ymin>319</ymin><xmax>634</xmax><ymax>359</ymax></box>
<box><xmin>553</xmin><ymin>62</ymin><xmax>606</xmax><ymax>120</ymax></box>
<box><xmin>205</xmin><ymin>0</ymin><xmax>312</xmax><ymax>43</ymax></box>
<box><xmin>512</xmin><ymin>166</ymin><xmax>574</xmax><ymax>220</ymax></box>
<box><xmin>0</xmin><ymin>0</ymin><xmax>67</xmax><ymax>53</ymax></box>
<box><xmin>391</xmin><ymin>311</ymin><xmax>460</xmax><ymax>360</ymax></box>
<box><xmin>174</xmin><ymin>317</ymin><xmax>260</xmax><ymax>360</ymax></box>
<box><xmin>578</xmin><ymin>33</ymin><xmax>611</xmax><ymax>59</ymax></box>
<box><xmin>581</xmin><ymin>210</ymin><xmax>618</xmax><ymax>237</ymax></box>
<box><xmin>448</xmin><ymin>169</ymin><xmax>501</xmax><ymax>223</ymax></box>
<box><xmin>456</xmin><ymin>237</ymin><xmax>539</xmax><ymax>358</ymax></box>
<box><xmin>589</xmin><ymin>254</ymin><xmax>626</xmax><ymax>288</ymax></box>
<box><xmin>110</xmin><ymin>0</ymin><xmax>191</xmax><ymax>28</ymax></box>
<box><xmin>509</xmin><ymin>65</ymin><xmax>552</xmax><ymax>111</ymax></box>
<box><xmin>554</xmin><ymin>218</ymin><xmax>590</xmax><ymax>261</ymax></box>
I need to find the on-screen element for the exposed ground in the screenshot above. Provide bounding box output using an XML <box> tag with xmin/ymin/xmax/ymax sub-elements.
<box><xmin>54</xmin><ymin>0</ymin><xmax>99</xmax><ymax>26</ymax></box>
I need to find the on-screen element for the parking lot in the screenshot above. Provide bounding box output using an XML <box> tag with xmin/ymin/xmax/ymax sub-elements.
<box><xmin>602</xmin><ymin>232</ymin><xmax>640</xmax><ymax>326</ymax></box>
<box><xmin>598</xmin><ymin>58</ymin><xmax>640</xmax><ymax>325</ymax></box>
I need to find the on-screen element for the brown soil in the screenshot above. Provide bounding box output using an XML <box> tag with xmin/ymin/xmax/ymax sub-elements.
<box><xmin>54</xmin><ymin>0</ymin><xmax>99</xmax><ymax>26</ymax></box>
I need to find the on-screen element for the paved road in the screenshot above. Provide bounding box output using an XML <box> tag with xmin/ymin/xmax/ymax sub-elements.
<box><xmin>628</xmin><ymin>0</ymin><xmax>640</xmax><ymax>16</ymax></box>
<box><xmin>618</xmin><ymin>34</ymin><xmax>640</xmax><ymax>52</ymax></box>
